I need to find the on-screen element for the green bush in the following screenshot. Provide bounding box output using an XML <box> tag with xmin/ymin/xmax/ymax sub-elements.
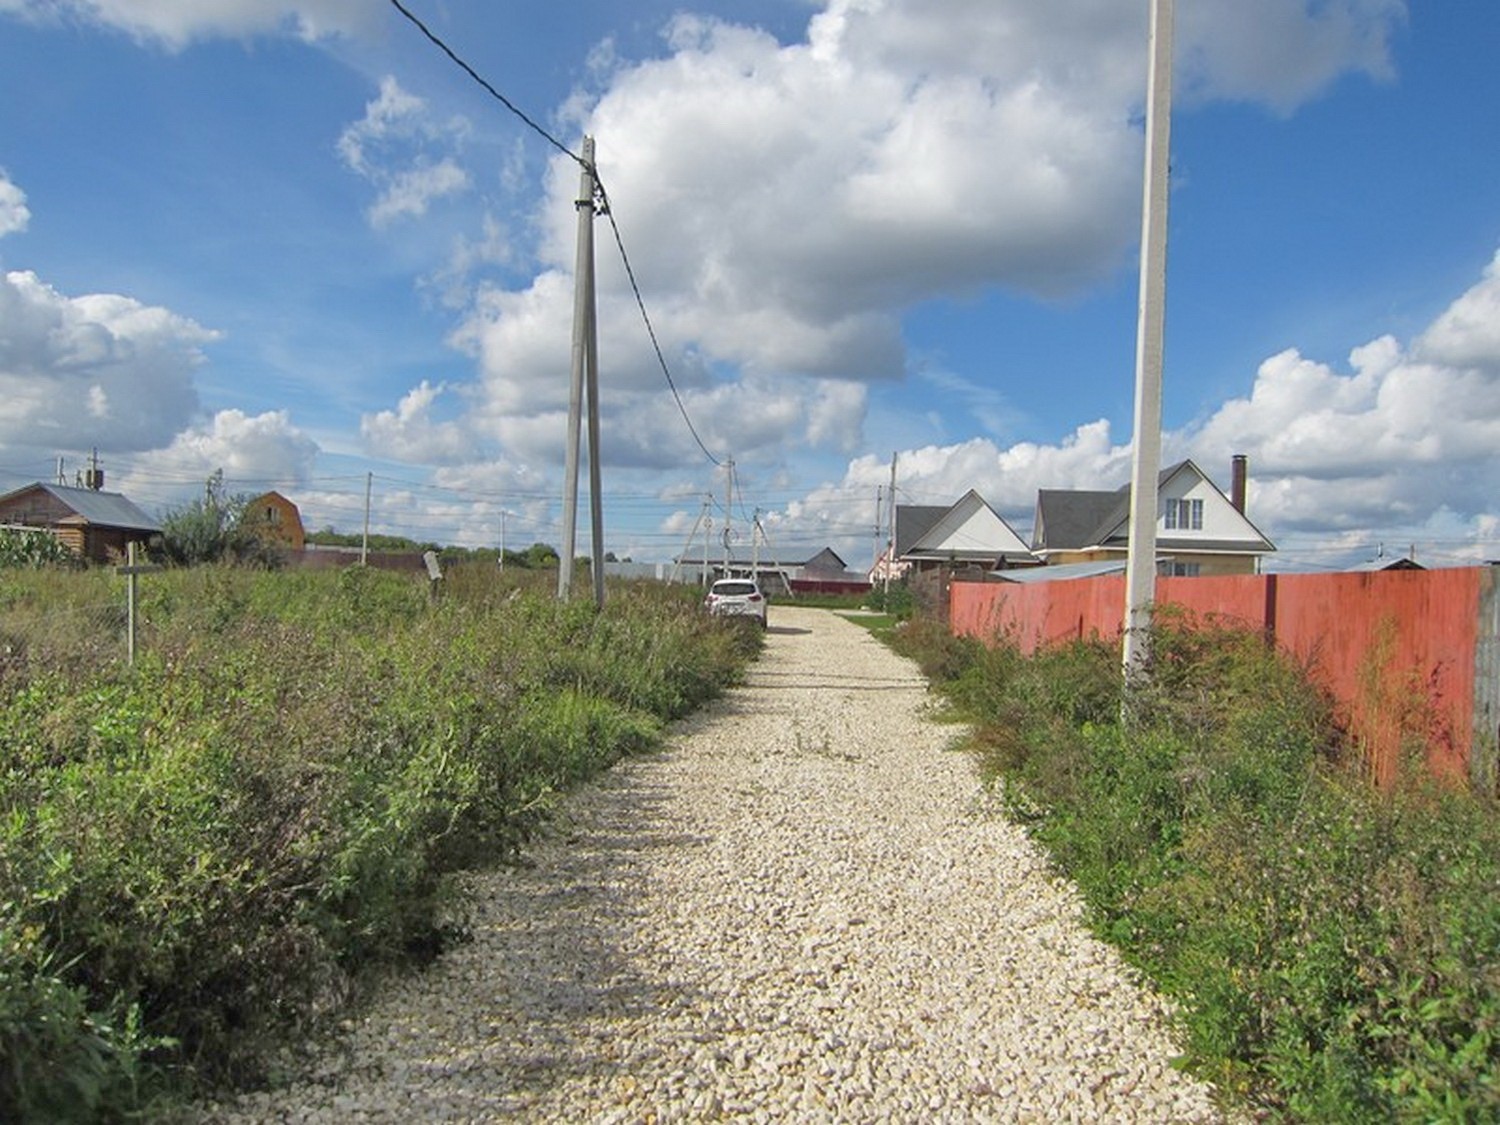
<box><xmin>0</xmin><ymin>528</ymin><xmax>77</xmax><ymax>570</ymax></box>
<box><xmin>896</xmin><ymin>615</ymin><xmax>1500</xmax><ymax>1122</ymax></box>
<box><xmin>0</xmin><ymin>566</ymin><xmax>755</xmax><ymax>1119</ymax></box>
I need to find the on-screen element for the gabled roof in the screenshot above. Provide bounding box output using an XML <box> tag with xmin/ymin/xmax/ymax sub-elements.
<box><xmin>0</xmin><ymin>482</ymin><xmax>161</xmax><ymax>533</ymax></box>
<box><xmin>902</xmin><ymin>489</ymin><xmax>1033</xmax><ymax>562</ymax></box>
<box><xmin>1032</xmin><ymin>460</ymin><xmax>1274</xmax><ymax>556</ymax></box>
<box><xmin>1031</xmin><ymin>489</ymin><xmax>1118</xmax><ymax>552</ymax></box>
<box><xmin>893</xmin><ymin>505</ymin><xmax>949</xmax><ymax>558</ymax></box>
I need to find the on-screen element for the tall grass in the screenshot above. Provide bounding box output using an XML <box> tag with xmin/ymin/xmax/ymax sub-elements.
<box><xmin>893</xmin><ymin>613</ymin><xmax>1500</xmax><ymax>1122</ymax></box>
<box><xmin>0</xmin><ymin>563</ymin><xmax>758</xmax><ymax>1120</ymax></box>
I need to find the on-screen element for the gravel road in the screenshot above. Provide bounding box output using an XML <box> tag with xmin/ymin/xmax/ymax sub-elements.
<box><xmin>202</xmin><ymin>606</ymin><xmax>1225</xmax><ymax>1123</ymax></box>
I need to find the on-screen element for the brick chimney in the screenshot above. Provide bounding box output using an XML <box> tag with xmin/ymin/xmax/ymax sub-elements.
<box><xmin>1230</xmin><ymin>454</ymin><xmax>1247</xmax><ymax>514</ymax></box>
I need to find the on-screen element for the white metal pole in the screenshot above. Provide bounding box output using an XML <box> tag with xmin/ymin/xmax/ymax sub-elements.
<box><xmin>883</xmin><ymin>452</ymin><xmax>897</xmax><ymax>596</ymax></box>
<box><xmin>1123</xmin><ymin>0</ymin><xmax>1174</xmax><ymax>684</ymax></box>
<box><xmin>559</xmin><ymin>136</ymin><xmax>596</xmax><ymax>600</ymax></box>
<box><xmin>361</xmin><ymin>471</ymin><xmax>371</xmax><ymax>566</ymax></box>
<box><xmin>722</xmin><ymin>459</ymin><xmax>734</xmax><ymax>577</ymax></box>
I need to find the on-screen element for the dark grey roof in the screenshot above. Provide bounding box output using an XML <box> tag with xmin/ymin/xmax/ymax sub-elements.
<box><xmin>1032</xmin><ymin>459</ymin><xmax>1274</xmax><ymax>555</ymax></box>
<box><xmin>1032</xmin><ymin>489</ymin><xmax>1118</xmax><ymax>551</ymax></box>
<box><xmin>893</xmin><ymin>505</ymin><xmax>947</xmax><ymax>557</ymax></box>
<box><xmin>1</xmin><ymin>482</ymin><xmax>162</xmax><ymax>533</ymax></box>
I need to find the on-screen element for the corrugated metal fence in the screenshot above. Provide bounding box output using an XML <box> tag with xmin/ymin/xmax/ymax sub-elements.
<box><xmin>950</xmin><ymin>566</ymin><xmax>1500</xmax><ymax>791</ymax></box>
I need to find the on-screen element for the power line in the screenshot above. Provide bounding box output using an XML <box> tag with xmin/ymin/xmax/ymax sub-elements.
<box><xmin>386</xmin><ymin>0</ymin><xmax>583</xmax><ymax>167</ymax></box>
<box><xmin>386</xmin><ymin>0</ymin><xmax>723</xmax><ymax>470</ymax></box>
<box><xmin>598</xmin><ymin>194</ymin><xmax>721</xmax><ymax>467</ymax></box>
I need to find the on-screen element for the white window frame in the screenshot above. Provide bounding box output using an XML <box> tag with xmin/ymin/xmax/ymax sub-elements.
<box><xmin>1164</xmin><ymin>498</ymin><xmax>1203</xmax><ymax>531</ymax></box>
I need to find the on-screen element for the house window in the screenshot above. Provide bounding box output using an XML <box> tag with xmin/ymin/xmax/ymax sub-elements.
<box><xmin>1164</xmin><ymin>498</ymin><xmax>1203</xmax><ymax>531</ymax></box>
<box><xmin>1168</xmin><ymin>561</ymin><xmax>1201</xmax><ymax>577</ymax></box>
<box><xmin>266</xmin><ymin>505</ymin><xmax>281</xmax><ymax>524</ymax></box>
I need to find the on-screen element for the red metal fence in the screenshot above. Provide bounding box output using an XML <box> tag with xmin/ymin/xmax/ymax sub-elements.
<box><xmin>949</xmin><ymin>567</ymin><xmax>1500</xmax><ymax>791</ymax></box>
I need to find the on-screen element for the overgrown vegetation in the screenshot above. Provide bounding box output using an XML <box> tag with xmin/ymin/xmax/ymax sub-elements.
<box><xmin>0</xmin><ymin>527</ymin><xmax>78</xmax><ymax>570</ymax></box>
<box><xmin>0</xmin><ymin>562</ymin><xmax>758</xmax><ymax>1121</ymax></box>
<box><xmin>892</xmin><ymin>613</ymin><xmax>1500</xmax><ymax>1122</ymax></box>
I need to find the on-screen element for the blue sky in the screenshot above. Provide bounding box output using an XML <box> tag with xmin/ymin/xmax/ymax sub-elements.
<box><xmin>1</xmin><ymin>0</ymin><xmax>1497</xmax><ymax>571</ymax></box>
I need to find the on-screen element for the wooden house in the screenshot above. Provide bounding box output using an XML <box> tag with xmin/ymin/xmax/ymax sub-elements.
<box><xmin>242</xmin><ymin>490</ymin><xmax>306</xmax><ymax>551</ymax></box>
<box><xmin>0</xmin><ymin>482</ymin><xmax>161</xmax><ymax>563</ymax></box>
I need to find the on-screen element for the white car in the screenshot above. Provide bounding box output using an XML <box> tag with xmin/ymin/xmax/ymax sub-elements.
<box><xmin>704</xmin><ymin>578</ymin><xmax>767</xmax><ymax>626</ymax></box>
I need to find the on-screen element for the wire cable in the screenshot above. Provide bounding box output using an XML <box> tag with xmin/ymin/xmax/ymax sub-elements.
<box><xmin>598</xmin><ymin>191</ymin><xmax>722</xmax><ymax>467</ymax></box>
<box><xmin>386</xmin><ymin>0</ymin><xmax>724</xmax><ymax>469</ymax></box>
<box><xmin>387</xmin><ymin>0</ymin><xmax>584</xmax><ymax>168</ymax></box>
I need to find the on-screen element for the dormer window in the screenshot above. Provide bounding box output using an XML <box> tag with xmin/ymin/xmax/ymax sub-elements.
<box><xmin>1165</xmin><ymin>498</ymin><xmax>1203</xmax><ymax>530</ymax></box>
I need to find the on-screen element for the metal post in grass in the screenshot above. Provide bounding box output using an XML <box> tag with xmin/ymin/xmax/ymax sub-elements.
<box><xmin>116</xmin><ymin>540</ymin><xmax>162</xmax><ymax>664</ymax></box>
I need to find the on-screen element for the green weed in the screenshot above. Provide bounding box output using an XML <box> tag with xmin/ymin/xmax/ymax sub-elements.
<box><xmin>896</xmin><ymin>612</ymin><xmax>1500</xmax><ymax>1122</ymax></box>
<box><xmin>0</xmin><ymin>566</ymin><xmax>754</xmax><ymax>1119</ymax></box>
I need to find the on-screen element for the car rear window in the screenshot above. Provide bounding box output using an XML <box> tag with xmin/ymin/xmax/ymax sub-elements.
<box><xmin>713</xmin><ymin>582</ymin><xmax>758</xmax><ymax>595</ymax></box>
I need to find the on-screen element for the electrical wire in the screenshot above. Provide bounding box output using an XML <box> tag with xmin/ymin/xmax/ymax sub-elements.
<box><xmin>386</xmin><ymin>0</ymin><xmax>724</xmax><ymax>470</ymax></box>
<box><xmin>386</xmin><ymin>0</ymin><xmax>583</xmax><ymax>167</ymax></box>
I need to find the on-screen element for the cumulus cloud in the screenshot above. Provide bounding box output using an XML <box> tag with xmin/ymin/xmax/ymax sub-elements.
<box><xmin>0</xmin><ymin>269</ymin><xmax>217</xmax><ymax>451</ymax></box>
<box><xmin>449</xmin><ymin>0</ymin><xmax>1406</xmax><ymax>479</ymax></box>
<box><xmin>1181</xmin><ymin>269</ymin><xmax>1500</xmax><ymax>538</ymax></box>
<box><xmin>0</xmin><ymin>0</ymin><xmax>375</xmax><ymax>49</ymax></box>
<box><xmin>0</xmin><ymin>169</ymin><xmax>28</xmax><ymax>237</ymax></box>
<box><xmin>763</xmin><ymin>243</ymin><xmax>1500</xmax><ymax>569</ymax></box>
<box><xmin>338</xmin><ymin>76</ymin><xmax>472</xmax><ymax>229</ymax></box>
<box><xmin>131</xmin><ymin>408</ymin><xmax>319</xmax><ymax>485</ymax></box>
<box><xmin>360</xmin><ymin>380</ymin><xmax>475</xmax><ymax>464</ymax></box>
<box><xmin>1416</xmin><ymin>248</ymin><xmax>1500</xmax><ymax>372</ymax></box>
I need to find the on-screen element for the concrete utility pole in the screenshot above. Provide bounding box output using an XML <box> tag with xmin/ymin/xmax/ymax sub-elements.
<box><xmin>1122</xmin><ymin>0</ymin><xmax>1174</xmax><ymax>684</ymax></box>
<box><xmin>722</xmin><ymin>458</ymin><xmax>735</xmax><ymax>576</ymax></box>
<box><xmin>559</xmin><ymin>136</ymin><xmax>605</xmax><ymax>607</ymax></box>
<box><xmin>361</xmin><ymin>471</ymin><xmax>372</xmax><ymax>566</ymax></box>
<box><xmin>883</xmin><ymin>452</ymin><xmax>898</xmax><ymax>595</ymax></box>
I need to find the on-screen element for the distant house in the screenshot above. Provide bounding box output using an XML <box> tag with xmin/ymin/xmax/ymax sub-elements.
<box><xmin>242</xmin><ymin>491</ymin><xmax>306</xmax><ymax>551</ymax></box>
<box><xmin>0</xmin><ymin>481</ymin><xmax>161</xmax><ymax>563</ymax></box>
<box><xmin>1030</xmin><ymin>458</ymin><xmax>1275</xmax><ymax>576</ymax></box>
<box><xmin>874</xmin><ymin>489</ymin><xmax>1036</xmax><ymax>581</ymax></box>
<box><xmin>675</xmin><ymin>545</ymin><xmax>869</xmax><ymax>593</ymax></box>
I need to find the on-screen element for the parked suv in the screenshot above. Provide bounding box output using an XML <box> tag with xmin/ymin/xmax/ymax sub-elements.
<box><xmin>704</xmin><ymin>578</ymin><xmax>767</xmax><ymax>626</ymax></box>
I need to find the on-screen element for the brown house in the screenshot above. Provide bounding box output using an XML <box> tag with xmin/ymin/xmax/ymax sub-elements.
<box><xmin>242</xmin><ymin>491</ymin><xmax>306</xmax><ymax>551</ymax></box>
<box><xmin>0</xmin><ymin>482</ymin><xmax>161</xmax><ymax>563</ymax></box>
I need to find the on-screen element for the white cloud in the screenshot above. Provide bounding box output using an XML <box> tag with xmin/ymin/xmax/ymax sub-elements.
<box><xmin>1416</xmin><ymin>248</ymin><xmax>1500</xmax><ymax>372</ymax></box>
<box><xmin>0</xmin><ymin>0</ymin><xmax>376</xmax><ymax>50</ymax></box>
<box><xmin>0</xmin><ymin>269</ymin><xmax>217</xmax><ymax>451</ymax></box>
<box><xmin>1177</xmin><ymin>0</ymin><xmax>1403</xmax><ymax>113</ymax></box>
<box><xmin>338</xmin><ymin>76</ymin><xmax>472</xmax><ymax>229</ymax></box>
<box><xmin>444</xmin><ymin>0</ymin><xmax>1407</xmax><ymax>481</ymax></box>
<box><xmin>360</xmin><ymin>380</ymin><xmax>475</xmax><ymax>465</ymax></box>
<box><xmin>763</xmin><ymin>241</ymin><xmax>1500</xmax><ymax>568</ymax></box>
<box><xmin>0</xmin><ymin>169</ymin><xmax>28</xmax><ymax>237</ymax></box>
<box><xmin>122</xmin><ymin>408</ymin><xmax>318</xmax><ymax>489</ymax></box>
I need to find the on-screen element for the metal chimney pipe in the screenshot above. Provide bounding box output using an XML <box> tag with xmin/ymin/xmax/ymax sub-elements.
<box><xmin>1230</xmin><ymin>454</ymin><xmax>1248</xmax><ymax>514</ymax></box>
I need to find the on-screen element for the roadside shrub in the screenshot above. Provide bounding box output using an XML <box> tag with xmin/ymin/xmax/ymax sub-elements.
<box><xmin>0</xmin><ymin>567</ymin><xmax>755</xmax><ymax>1119</ymax></box>
<box><xmin>897</xmin><ymin>615</ymin><xmax>1500</xmax><ymax>1121</ymax></box>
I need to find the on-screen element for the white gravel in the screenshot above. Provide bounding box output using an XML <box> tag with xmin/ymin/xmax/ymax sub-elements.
<box><xmin>200</xmin><ymin>606</ymin><xmax>1226</xmax><ymax>1123</ymax></box>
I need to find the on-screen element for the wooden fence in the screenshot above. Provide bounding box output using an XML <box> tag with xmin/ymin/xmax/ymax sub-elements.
<box><xmin>949</xmin><ymin>566</ymin><xmax>1500</xmax><ymax>791</ymax></box>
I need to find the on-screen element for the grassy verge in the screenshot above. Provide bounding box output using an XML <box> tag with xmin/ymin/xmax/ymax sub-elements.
<box><xmin>0</xmin><ymin>564</ymin><xmax>759</xmax><ymax>1120</ymax></box>
<box><xmin>890</xmin><ymin>614</ymin><xmax>1500</xmax><ymax>1122</ymax></box>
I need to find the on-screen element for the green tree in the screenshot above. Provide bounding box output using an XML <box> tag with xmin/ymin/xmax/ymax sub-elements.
<box><xmin>524</xmin><ymin>542</ymin><xmax>560</xmax><ymax>568</ymax></box>
<box><xmin>159</xmin><ymin>471</ymin><xmax>269</xmax><ymax>566</ymax></box>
